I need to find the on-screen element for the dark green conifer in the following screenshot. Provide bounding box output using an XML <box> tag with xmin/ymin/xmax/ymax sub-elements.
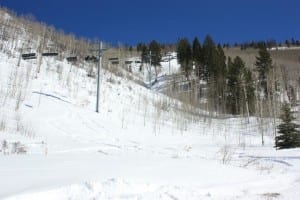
<box><xmin>255</xmin><ymin>46</ymin><xmax>272</xmax><ymax>99</ymax></box>
<box><xmin>275</xmin><ymin>103</ymin><xmax>300</xmax><ymax>149</ymax></box>
<box><xmin>177</xmin><ymin>38</ymin><xmax>192</xmax><ymax>79</ymax></box>
<box><xmin>192</xmin><ymin>37</ymin><xmax>202</xmax><ymax>77</ymax></box>
<box><xmin>149</xmin><ymin>40</ymin><xmax>162</xmax><ymax>81</ymax></box>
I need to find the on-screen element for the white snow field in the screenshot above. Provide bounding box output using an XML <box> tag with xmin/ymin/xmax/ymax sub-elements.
<box><xmin>0</xmin><ymin>49</ymin><xmax>300</xmax><ymax>200</ymax></box>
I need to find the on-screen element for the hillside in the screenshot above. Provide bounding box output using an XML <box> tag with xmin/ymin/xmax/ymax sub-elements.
<box><xmin>225</xmin><ymin>47</ymin><xmax>300</xmax><ymax>76</ymax></box>
<box><xmin>0</xmin><ymin>8</ymin><xmax>300</xmax><ymax>200</ymax></box>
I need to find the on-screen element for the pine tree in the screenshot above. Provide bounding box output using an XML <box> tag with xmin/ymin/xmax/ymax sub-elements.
<box><xmin>149</xmin><ymin>40</ymin><xmax>162</xmax><ymax>81</ymax></box>
<box><xmin>255</xmin><ymin>45</ymin><xmax>272</xmax><ymax>99</ymax></box>
<box><xmin>136</xmin><ymin>43</ymin><xmax>143</xmax><ymax>52</ymax></box>
<box><xmin>141</xmin><ymin>44</ymin><xmax>149</xmax><ymax>64</ymax></box>
<box><xmin>285</xmin><ymin>39</ymin><xmax>290</xmax><ymax>47</ymax></box>
<box><xmin>215</xmin><ymin>44</ymin><xmax>227</xmax><ymax>112</ymax></box>
<box><xmin>149</xmin><ymin>40</ymin><xmax>161</xmax><ymax>66</ymax></box>
<box><xmin>202</xmin><ymin>34</ymin><xmax>216</xmax><ymax>81</ymax></box>
<box><xmin>177</xmin><ymin>38</ymin><xmax>192</xmax><ymax>79</ymax></box>
<box><xmin>202</xmin><ymin>35</ymin><xmax>227</xmax><ymax>112</ymax></box>
<box><xmin>216</xmin><ymin>44</ymin><xmax>226</xmax><ymax>76</ymax></box>
<box><xmin>225</xmin><ymin>56</ymin><xmax>255</xmax><ymax>115</ymax></box>
<box><xmin>192</xmin><ymin>37</ymin><xmax>202</xmax><ymax>77</ymax></box>
<box><xmin>226</xmin><ymin>56</ymin><xmax>244</xmax><ymax>114</ymax></box>
<box><xmin>242</xmin><ymin>68</ymin><xmax>255</xmax><ymax>114</ymax></box>
<box><xmin>275</xmin><ymin>103</ymin><xmax>300</xmax><ymax>149</ymax></box>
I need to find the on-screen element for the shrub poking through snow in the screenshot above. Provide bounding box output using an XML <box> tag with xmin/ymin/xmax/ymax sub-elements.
<box><xmin>11</xmin><ymin>142</ymin><xmax>27</xmax><ymax>154</ymax></box>
<box><xmin>2</xmin><ymin>140</ymin><xmax>8</xmax><ymax>155</ymax></box>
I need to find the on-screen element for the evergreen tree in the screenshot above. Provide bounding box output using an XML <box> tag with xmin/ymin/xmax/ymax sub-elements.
<box><xmin>215</xmin><ymin>44</ymin><xmax>227</xmax><ymax>112</ymax></box>
<box><xmin>140</xmin><ymin>44</ymin><xmax>149</xmax><ymax>72</ymax></box>
<box><xmin>216</xmin><ymin>44</ymin><xmax>227</xmax><ymax>77</ymax></box>
<box><xmin>285</xmin><ymin>39</ymin><xmax>290</xmax><ymax>47</ymax></box>
<box><xmin>255</xmin><ymin>45</ymin><xmax>272</xmax><ymax>99</ymax></box>
<box><xmin>192</xmin><ymin>37</ymin><xmax>202</xmax><ymax>77</ymax></box>
<box><xmin>242</xmin><ymin>68</ymin><xmax>255</xmax><ymax>114</ymax></box>
<box><xmin>266</xmin><ymin>39</ymin><xmax>277</xmax><ymax>49</ymax></box>
<box><xmin>225</xmin><ymin>56</ymin><xmax>255</xmax><ymax>115</ymax></box>
<box><xmin>149</xmin><ymin>40</ymin><xmax>162</xmax><ymax>81</ymax></box>
<box><xmin>177</xmin><ymin>38</ymin><xmax>192</xmax><ymax>79</ymax></box>
<box><xmin>201</xmin><ymin>35</ymin><xmax>227</xmax><ymax>112</ymax></box>
<box><xmin>291</xmin><ymin>38</ymin><xmax>296</xmax><ymax>46</ymax></box>
<box><xmin>136</xmin><ymin>43</ymin><xmax>143</xmax><ymax>52</ymax></box>
<box><xmin>202</xmin><ymin>34</ymin><xmax>216</xmax><ymax>81</ymax></box>
<box><xmin>226</xmin><ymin>56</ymin><xmax>244</xmax><ymax>114</ymax></box>
<box><xmin>275</xmin><ymin>103</ymin><xmax>300</xmax><ymax>149</ymax></box>
<box><xmin>141</xmin><ymin>44</ymin><xmax>149</xmax><ymax>64</ymax></box>
<box><xmin>129</xmin><ymin>46</ymin><xmax>133</xmax><ymax>52</ymax></box>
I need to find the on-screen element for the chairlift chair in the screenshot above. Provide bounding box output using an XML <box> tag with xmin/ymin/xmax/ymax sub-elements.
<box><xmin>85</xmin><ymin>55</ymin><xmax>98</xmax><ymax>63</ymax></box>
<box><xmin>66</xmin><ymin>56</ymin><xmax>77</xmax><ymax>63</ymax></box>
<box><xmin>108</xmin><ymin>57</ymin><xmax>119</xmax><ymax>61</ymax></box>
<box><xmin>125</xmin><ymin>61</ymin><xmax>133</xmax><ymax>64</ymax></box>
<box><xmin>42</xmin><ymin>52</ymin><xmax>58</xmax><ymax>57</ymax></box>
<box><xmin>22</xmin><ymin>53</ymin><xmax>37</xmax><ymax>60</ymax></box>
<box><xmin>111</xmin><ymin>61</ymin><xmax>119</xmax><ymax>65</ymax></box>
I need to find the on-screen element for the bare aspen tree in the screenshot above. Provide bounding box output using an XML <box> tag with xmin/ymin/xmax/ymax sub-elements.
<box><xmin>17</xmin><ymin>42</ymin><xmax>24</xmax><ymax>67</ymax></box>
<box><xmin>260</xmin><ymin>95</ymin><xmax>265</xmax><ymax>145</ymax></box>
<box><xmin>36</xmin><ymin>26</ymin><xmax>46</xmax><ymax>74</ymax></box>
<box><xmin>280</xmin><ymin>64</ymin><xmax>290</xmax><ymax>102</ymax></box>
<box><xmin>268</xmin><ymin>65</ymin><xmax>279</xmax><ymax>137</ymax></box>
<box><xmin>254</xmin><ymin>80</ymin><xmax>264</xmax><ymax>146</ymax></box>
<box><xmin>272</xmin><ymin>65</ymin><xmax>279</xmax><ymax>137</ymax></box>
<box><xmin>242</xmin><ymin>76</ymin><xmax>250</xmax><ymax>123</ymax></box>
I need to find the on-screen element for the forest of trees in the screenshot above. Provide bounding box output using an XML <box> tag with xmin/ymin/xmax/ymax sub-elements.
<box><xmin>134</xmin><ymin>35</ymin><xmax>300</xmax><ymax>148</ymax></box>
<box><xmin>176</xmin><ymin>35</ymin><xmax>258</xmax><ymax>116</ymax></box>
<box><xmin>176</xmin><ymin>36</ymin><xmax>300</xmax><ymax>148</ymax></box>
<box><xmin>233</xmin><ymin>38</ymin><xmax>300</xmax><ymax>50</ymax></box>
<box><xmin>135</xmin><ymin>34</ymin><xmax>300</xmax><ymax>122</ymax></box>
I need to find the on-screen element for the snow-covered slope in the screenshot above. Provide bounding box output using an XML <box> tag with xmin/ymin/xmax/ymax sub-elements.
<box><xmin>123</xmin><ymin>52</ymin><xmax>181</xmax><ymax>89</ymax></box>
<box><xmin>0</xmin><ymin>49</ymin><xmax>300</xmax><ymax>200</ymax></box>
<box><xmin>0</xmin><ymin>11</ymin><xmax>299</xmax><ymax>199</ymax></box>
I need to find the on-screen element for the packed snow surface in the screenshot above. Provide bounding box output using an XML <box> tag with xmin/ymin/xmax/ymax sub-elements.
<box><xmin>0</xmin><ymin>51</ymin><xmax>300</xmax><ymax>200</ymax></box>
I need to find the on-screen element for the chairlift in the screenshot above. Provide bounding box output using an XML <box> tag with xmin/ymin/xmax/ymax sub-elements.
<box><xmin>111</xmin><ymin>61</ymin><xmax>119</xmax><ymax>65</ymax></box>
<box><xmin>66</xmin><ymin>56</ymin><xmax>77</xmax><ymax>63</ymax></box>
<box><xmin>108</xmin><ymin>57</ymin><xmax>119</xmax><ymax>61</ymax></box>
<box><xmin>85</xmin><ymin>55</ymin><xmax>98</xmax><ymax>63</ymax></box>
<box><xmin>22</xmin><ymin>53</ymin><xmax>37</xmax><ymax>60</ymax></box>
<box><xmin>125</xmin><ymin>61</ymin><xmax>133</xmax><ymax>64</ymax></box>
<box><xmin>87</xmin><ymin>72</ymin><xmax>96</xmax><ymax>78</ymax></box>
<box><xmin>42</xmin><ymin>52</ymin><xmax>58</xmax><ymax>57</ymax></box>
<box><xmin>22</xmin><ymin>56</ymin><xmax>37</xmax><ymax>60</ymax></box>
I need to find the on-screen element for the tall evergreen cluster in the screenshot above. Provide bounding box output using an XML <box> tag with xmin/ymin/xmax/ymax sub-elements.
<box><xmin>177</xmin><ymin>35</ymin><xmax>255</xmax><ymax>115</ymax></box>
<box><xmin>255</xmin><ymin>45</ymin><xmax>272</xmax><ymax>99</ymax></box>
<box><xmin>226</xmin><ymin>57</ymin><xmax>255</xmax><ymax>115</ymax></box>
<box><xmin>177</xmin><ymin>38</ymin><xmax>192</xmax><ymax>79</ymax></box>
<box><xmin>139</xmin><ymin>40</ymin><xmax>162</xmax><ymax>81</ymax></box>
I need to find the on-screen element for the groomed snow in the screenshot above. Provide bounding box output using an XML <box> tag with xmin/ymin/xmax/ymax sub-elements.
<box><xmin>0</xmin><ymin>49</ymin><xmax>300</xmax><ymax>200</ymax></box>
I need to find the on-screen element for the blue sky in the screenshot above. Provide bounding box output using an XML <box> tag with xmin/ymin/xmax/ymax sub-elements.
<box><xmin>0</xmin><ymin>0</ymin><xmax>299</xmax><ymax>45</ymax></box>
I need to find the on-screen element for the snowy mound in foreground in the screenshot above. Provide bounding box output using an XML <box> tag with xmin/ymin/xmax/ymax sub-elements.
<box><xmin>0</xmin><ymin>50</ymin><xmax>300</xmax><ymax>200</ymax></box>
